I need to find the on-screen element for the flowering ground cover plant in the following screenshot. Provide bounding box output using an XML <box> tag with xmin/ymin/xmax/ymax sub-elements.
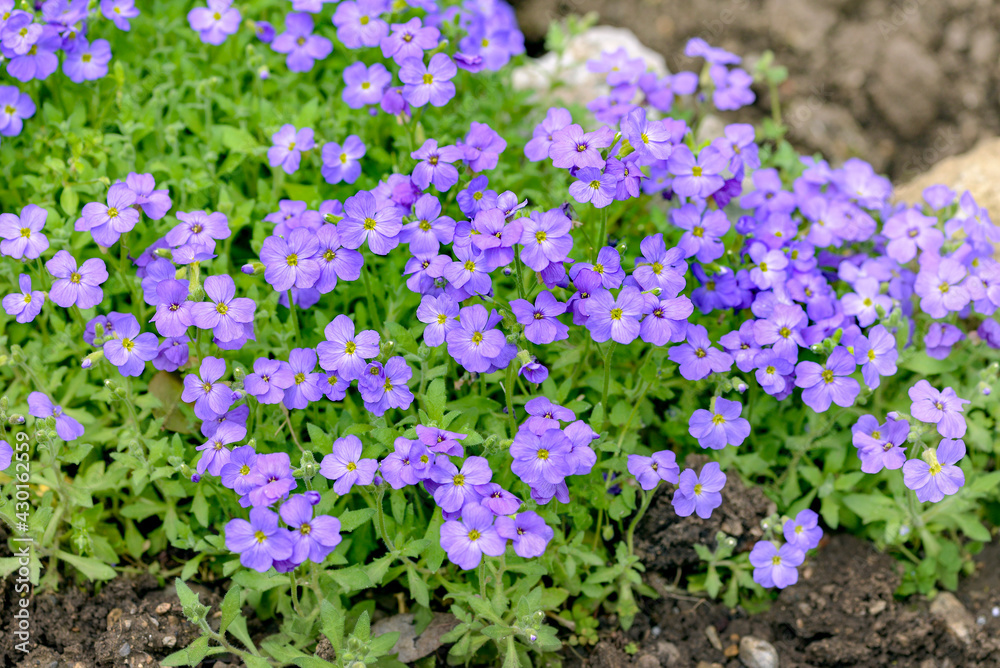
<box><xmin>0</xmin><ymin>1</ymin><xmax>999</xmax><ymax>666</ymax></box>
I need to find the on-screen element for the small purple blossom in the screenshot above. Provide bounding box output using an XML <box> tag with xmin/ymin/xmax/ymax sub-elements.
<box><xmin>688</xmin><ymin>398</ymin><xmax>751</xmax><ymax>450</ymax></box>
<box><xmin>320</xmin><ymin>435</ymin><xmax>379</xmax><ymax>495</ymax></box>
<box><xmin>672</xmin><ymin>462</ymin><xmax>726</xmax><ymax>519</ymax></box>
<box><xmin>0</xmin><ymin>203</ymin><xmax>48</xmax><ymax>259</ymax></box>
<box><xmin>627</xmin><ymin>450</ymin><xmax>679</xmax><ymax>490</ymax></box>
<box><xmin>903</xmin><ymin>440</ymin><xmax>966</xmax><ymax>503</ymax></box>
<box><xmin>908</xmin><ymin>380</ymin><xmax>969</xmax><ymax>439</ymax></box>
<box><xmin>749</xmin><ymin>541</ymin><xmax>804</xmax><ymax>589</ymax></box>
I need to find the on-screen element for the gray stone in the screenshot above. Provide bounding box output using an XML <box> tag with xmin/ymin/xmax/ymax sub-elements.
<box><xmin>739</xmin><ymin>635</ymin><xmax>779</xmax><ymax>668</ymax></box>
<box><xmin>871</xmin><ymin>38</ymin><xmax>943</xmax><ymax>139</ymax></box>
<box><xmin>929</xmin><ymin>592</ymin><xmax>976</xmax><ymax>645</ymax></box>
<box><xmin>370</xmin><ymin>612</ymin><xmax>459</xmax><ymax>663</ymax></box>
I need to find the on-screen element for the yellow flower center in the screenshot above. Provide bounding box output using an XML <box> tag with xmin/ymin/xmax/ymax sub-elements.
<box><xmin>692</xmin><ymin>166</ymin><xmax>703</xmax><ymax>177</ymax></box>
<box><xmin>693</xmin><ymin>226</ymin><xmax>704</xmax><ymax>238</ymax></box>
<box><xmin>122</xmin><ymin>338</ymin><xmax>135</xmax><ymax>351</ymax></box>
<box><xmin>107</xmin><ymin>207</ymin><xmax>119</xmax><ymax>218</ymax></box>
<box><xmin>347</xmin><ymin>461</ymin><xmax>357</xmax><ymax>471</ymax></box>
<box><xmin>468</xmin><ymin>529</ymin><xmax>481</xmax><ymax>541</ymax></box>
<box><xmin>286</xmin><ymin>253</ymin><xmax>298</xmax><ymax>267</ymax></box>
<box><xmin>694</xmin><ymin>483</ymin><xmax>703</xmax><ymax>495</ymax></box>
<box><xmin>535</xmin><ymin>230</ymin><xmax>547</xmax><ymax>243</ymax></box>
<box><xmin>216</xmin><ymin>302</ymin><xmax>229</xmax><ymax>314</ymax></box>
<box><xmin>254</xmin><ymin>530</ymin><xmax>267</xmax><ymax>543</ymax></box>
<box><xmin>363</xmin><ymin>217</ymin><xmax>377</xmax><ymax>231</ymax></box>
<box><xmin>453</xmin><ymin>474</ymin><xmax>465</xmax><ymax>486</ymax></box>
<box><xmin>712</xmin><ymin>414</ymin><xmax>726</xmax><ymax>425</ymax></box>
<box><xmin>239</xmin><ymin>464</ymin><xmax>250</xmax><ymax>475</ymax></box>
<box><xmin>821</xmin><ymin>369</ymin><xmax>835</xmax><ymax>383</ymax></box>
<box><xmin>436</xmin><ymin>313</ymin><xmax>448</xmax><ymax>324</ymax></box>
<box><xmin>422</xmin><ymin>73</ymin><xmax>434</xmax><ymax>85</ymax></box>
<box><xmin>70</xmin><ymin>272</ymin><xmax>82</xmax><ymax>284</ymax></box>
<box><xmin>471</xmin><ymin>331</ymin><xmax>483</xmax><ymax>344</ymax></box>
<box><xmin>537</xmin><ymin>449</ymin><xmax>549</xmax><ymax>460</ymax></box>
<box><xmin>294</xmin><ymin>372</ymin><xmax>306</xmax><ymax>384</ymax></box>
<box><xmin>610</xmin><ymin>308</ymin><xmax>623</xmax><ymax>320</ymax></box>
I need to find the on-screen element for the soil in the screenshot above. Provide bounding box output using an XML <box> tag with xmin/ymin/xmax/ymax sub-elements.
<box><xmin>512</xmin><ymin>0</ymin><xmax>1000</xmax><ymax>181</ymax></box>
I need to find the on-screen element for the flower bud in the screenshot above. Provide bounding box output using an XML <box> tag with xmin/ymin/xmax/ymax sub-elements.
<box><xmin>8</xmin><ymin>414</ymin><xmax>25</xmax><ymax>425</ymax></box>
<box><xmin>305</xmin><ymin>490</ymin><xmax>322</xmax><ymax>506</ymax></box>
<box><xmin>154</xmin><ymin>247</ymin><xmax>173</xmax><ymax>258</ymax></box>
<box><xmin>323</xmin><ymin>213</ymin><xmax>343</xmax><ymax>224</ymax></box>
<box><xmin>10</xmin><ymin>345</ymin><xmax>26</xmax><ymax>363</ymax></box>
<box><xmin>242</xmin><ymin>261</ymin><xmax>265</xmax><ymax>276</ymax></box>
<box><xmin>0</xmin><ymin>396</ymin><xmax>7</xmax><ymax>412</ymax></box>
<box><xmin>503</xmin><ymin>267</ymin><xmax>512</xmax><ymax>276</ymax></box>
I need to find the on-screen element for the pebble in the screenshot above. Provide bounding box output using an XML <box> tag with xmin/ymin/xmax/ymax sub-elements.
<box><xmin>992</xmin><ymin>606</ymin><xmax>999</xmax><ymax>618</ymax></box>
<box><xmin>651</xmin><ymin>625</ymin><xmax>661</xmax><ymax>637</ymax></box>
<box><xmin>705</xmin><ymin>624</ymin><xmax>723</xmax><ymax>651</ymax></box>
<box><xmin>155</xmin><ymin>602</ymin><xmax>172</xmax><ymax>614</ymax></box>
<box><xmin>162</xmin><ymin>635</ymin><xmax>177</xmax><ymax>647</ymax></box>
<box><xmin>739</xmin><ymin>636</ymin><xmax>780</xmax><ymax>668</ymax></box>
<box><xmin>119</xmin><ymin>642</ymin><xmax>131</xmax><ymax>657</ymax></box>
<box><xmin>696</xmin><ymin>662</ymin><xmax>723</xmax><ymax>668</ymax></box>
<box><xmin>869</xmin><ymin>600</ymin><xmax>887</xmax><ymax>616</ymax></box>
<box><xmin>929</xmin><ymin>592</ymin><xmax>976</xmax><ymax>645</ymax></box>
<box><xmin>724</xmin><ymin>643</ymin><xmax>740</xmax><ymax>658</ymax></box>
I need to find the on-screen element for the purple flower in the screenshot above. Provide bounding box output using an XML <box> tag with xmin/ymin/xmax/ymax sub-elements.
<box><xmin>549</xmin><ymin>124</ymin><xmax>614</xmax><ymax>170</ymax></box>
<box><xmin>568</xmin><ymin>167</ymin><xmax>616</xmax><ymax>209</ymax></box>
<box><xmin>747</xmin><ymin>242</ymin><xmax>788</xmax><ymax>290</ymax></box>
<box><xmin>149</xmin><ymin>280</ymin><xmax>192</xmax><ymax>337</ymax></box>
<box><xmin>400</xmin><ymin>193</ymin><xmax>455</xmax><ymax>255</ymax></box>
<box><xmin>440</xmin><ymin>502</ymin><xmax>506</xmax><ymax>569</ymax></box>
<box><xmin>244</xmin><ymin>358</ymin><xmax>295</xmax><ymax>405</ymax></box>
<box><xmin>914</xmin><ymin>257</ymin><xmax>969</xmax><ymax>319</ymax></box>
<box><xmin>783</xmin><ymin>510</ymin><xmax>822</xmax><ymax>551</ymax></box>
<box><xmin>0</xmin><ymin>440</ymin><xmax>10</xmax><ymax>471</ymax></box>
<box><xmin>342</xmin><ymin>61</ymin><xmax>392</xmax><ymax>109</ymax></box>
<box><xmin>639</xmin><ymin>296</ymin><xmax>693</xmax><ymax>346</ymax></box>
<box><xmin>381</xmin><ymin>438</ymin><xmax>434</xmax><ymax>489</ymax></box>
<box><xmin>254</xmin><ymin>20</ymin><xmax>275</xmax><ymax>42</ymax></box>
<box><xmin>167</xmin><ymin>210</ymin><xmax>230</xmax><ymax>249</ymax></box>
<box><xmin>510</xmin><ymin>291</ymin><xmax>569</xmax><ymax>345</ymax></box>
<box><xmin>519</xmin><ymin>208</ymin><xmax>573</xmax><ymax>272</ymax></box>
<box><xmin>431</xmin><ymin>456</ymin><xmax>492</xmax><ymax>513</ymax></box>
<box><xmin>282</xmin><ymin>348</ymin><xmax>325</xmax><ymax>410</ymax></box>
<box><xmin>42</xmin><ymin>250</ymin><xmax>105</xmax><ymax>310</ymax></box>
<box><xmin>672</xmin><ymin>204</ymin><xmax>728</xmax><ymax>264</ymax></box>
<box><xmin>221</xmin><ymin>445</ymin><xmax>257</xmax><ymax>493</ymax></box>
<box><xmin>182</xmin><ymin>357</ymin><xmax>234</xmax><ymax>420</ymax></box>
<box><xmin>152</xmin><ymin>336</ymin><xmax>189</xmax><ymax>372</ymax></box>
<box><xmin>749</xmin><ymin>541</ymin><xmax>804</xmax><ymax>589</ymax></box>
<box><xmin>62</xmin><ymin>38</ymin><xmax>111</xmax><ymax>83</ymax></box>
<box><xmin>667</xmin><ymin>146</ymin><xmax>726</xmax><ymax>199</ymax></box>
<box><xmin>446</xmin><ymin>304</ymin><xmax>506</xmax><ymax>373</ymax></box>
<box><xmin>842</xmin><ymin>277</ymin><xmax>891</xmax><ymax>327</ymax></box>
<box><xmin>753</xmin><ymin>350</ymin><xmax>794</xmax><ymax>395</ymax></box>
<box><xmin>319</xmin><ymin>135</ymin><xmax>365</xmax><ymax>186</ymax></box>
<box><xmin>245</xmin><ymin>452</ymin><xmax>296</xmax><ymax>507</ymax></box>
<box><xmin>672</xmin><ymin>462</ymin><xmax>726</xmax><ymax>519</ymax></box>
<box><xmin>400</xmin><ymin>53</ymin><xmax>456</xmax><ymax>108</ymax></box>
<box><xmin>686</xmin><ymin>38</ymin><xmax>741</xmax><ymax>65</ymax></box>
<box><xmin>338</xmin><ymin>190</ymin><xmax>403</xmax><ymax>256</ymax></box>
<box><xmin>272</xmin><ymin>13</ymin><xmax>332</xmax><ymax>72</ymax></box>
<box><xmin>854</xmin><ymin>325</ymin><xmax>898</xmax><ymax>390</ymax></box>
<box><xmin>225</xmin><ymin>507</ymin><xmax>294</xmax><ymax>572</ymax></box>
<box><xmin>4</xmin><ymin>25</ymin><xmax>60</xmax><ymax>83</ymax></box>
<box><xmin>102</xmin><ymin>314</ymin><xmax>157</xmax><ymax>377</ymax></box>
<box><xmin>476</xmin><ymin>482</ymin><xmax>521</xmax><ymax>516</ymax></box>
<box><xmin>519</xmin><ymin>359</ymin><xmax>548</xmax><ymax>384</ymax></box>
<box><xmin>188</xmin><ymin>0</ymin><xmax>241</xmax><ymax>45</ymax></box>
<box><xmin>908</xmin><ymin>380</ymin><xmax>969</xmax><ymax>438</ymax></box>
<box><xmin>416</xmin><ymin>424</ymin><xmax>467</xmax><ymax>457</ymax></box>
<box><xmin>358</xmin><ymin>357</ymin><xmax>414</xmax><ymax>416</ymax></box>
<box><xmin>280</xmin><ymin>495</ymin><xmax>343</xmax><ymax>564</ymax></box>
<box><xmin>668</xmin><ymin>324</ymin><xmax>734</xmax><ymax>381</ymax></box>
<box><xmin>317</xmin><ymin>314</ymin><xmax>380</xmax><ymax>381</ymax></box>
<box><xmin>27</xmin><ymin>392</ymin><xmax>84</xmax><ymax>441</ymax></box>
<box><xmin>416</xmin><ymin>294</ymin><xmax>460</xmax><ymax>347</ymax></box>
<box><xmin>621</xmin><ymin>106</ymin><xmax>673</xmax><ymax>162</ymax></box>
<box><xmin>633</xmin><ymin>234</ymin><xmax>686</xmax><ymax>297</ymax></box>
<box><xmin>883</xmin><ymin>209</ymin><xmax>942</xmax><ymax>263</ymax></box>
<box><xmin>585</xmin><ymin>287</ymin><xmax>644</xmax><ymax>345</ymax></box>
<box><xmin>0</xmin><ymin>85</ymin><xmax>36</xmax><ymax>137</ymax></box>
<box><xmin>268</xmin><ymin>125</ymin><xmax>315</xmax><ymax>175</ymax></box>
<box><xmin>320</xmin><ymin>435</ymin><xmax>378</xmax><ymax>495</ymax></box>
<box><xmin>719</xmin><ymin>321</ymin><xmax>760</xmax><ymax>373</ymax></box>
<box><xmin>333</xmin><ymin>0</ymin><xmax>388</xmax><ymax>48</ymax></box>
<box><xmin>688</xmin><ymin>398</ymin><xmax>750</xmax><ymax>450</ymax></box>
<box><xmin>0</xmin><ymin>203</ymin><xmax>48</xmax><ymax>260</ymax></box>
<box><xmin>794</xmin><ymin>347</ymin><xmax>860</xmax><ymax>413</ymax></box>
<box><xmin>459</xmin><ymin>122</ymin><xmax>507</xmax><ymax>172</ymax></box>
<box><xmin>495</xmin><ymin>511</ymin><xmax>553</xmax><ymax>558</ymax></box>
<box><xmin>75</xmin><ymin>183</ymin><xmax>139</xmax><ymax>247</ymax></box>
<box><xmin>573</xmin><ymin>246</ymin><xmax>626</xmax><ymax>290</ymax></box>
<box><xmin>196</xmin><ymin>421</ymin><xmax>242</xmax><ymax>476</ymax></box>
<box><xmin>381</xmin><ymin>17</ymin><xmax>439</xmax><ymax>65</ymax></box>
<box><xmin>510</xmin><ymin>428</ymin><xmax>574</xmax><ymax>485</ymax></box>
<box><xmin>260</xmin><ymin>228</ymin><xmax>321</xmax><ymax>291</ymax></box>
<box><xmin>924</xmin><ymin>323</ymin><xmax>964</xmax><ymax>360</ymax></box>
<box><xmin>853</xmin><ymin>415</ymin><xmax>908</xmax><ymax>474</ymax></box>
<box><xmin>523</xmin><ymin>397</ymin><xmax>575</xmax><ymax>435</ymax></box>
<box><xmin>190</xmin><ymin>275</ymin><xmax>256</xmax><ymax>343</ymax></box>
<box><xmin>903</xmin><ymin>439</ymin><xmax>966</xmax><ymax>503</ymax></box>
<box><xmin>525</xmin><ymin>107</ymin><xmax>572</xmax><ymax>162</ymax></box>
<box><xmin>627</xmin><ymin>450</ymin><xmax>679</xmax><ymax>490</ymax></box>
<box><xmin>456</xmin><ymin>175</ymin><xmax>497</xmax><ymax>218</ymax></box>
<box><xmin>754</xmin><ymin>303</ymin><xmax>807</xmax><ymax>362</ymax></box>
<box><xmin>410</xmin><ymin>139</ymin><xmax>463</xmax><ymax>191</ymax></box>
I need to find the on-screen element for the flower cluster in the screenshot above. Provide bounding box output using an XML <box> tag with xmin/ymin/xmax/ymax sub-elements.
<box><xmin>750</xmin><ymin>510</ymin><xmax>824</xmax><ymax>589</ymax></box>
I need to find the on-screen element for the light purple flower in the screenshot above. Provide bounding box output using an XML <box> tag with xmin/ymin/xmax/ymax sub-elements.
<box><xmin>519</xmin><ymin>208</ymin><xmax>573</xmax><ymax>272</ymax></box>
<box><xmin>101</xmin><ymin>0</ymin><xmax>139</xmax><ymax>31</ymax></box>
<box><xmin>321</xmin><ymin>135</ymin><xmax>366</xmax><ymax>185</ymax></box>
<box><xmin>381</xmin><ymin>17</ymin><xmax>439</xmax><ymax>65</ymax></box>
<box><xmin>400</xmin><ymin>53</ymin><xmax>457</xmax><ymax>108</ymax></box>
<box><xmin>27</xmin><ymin>392</ymin><xmax>85</xmax><ymax>441</ymax></box>
<box><xmin>672</xmin><ymin>204</ymin><xmax>728</xmax><ymax>264</ymax></box>
<box><xmin>75</xmin><ymin>183</ymin><xmax>139</xmax><ymax>247</ymax></box>
<box><xmin>569</xmin><ymin>167</ymin><xmax>616</xmax><ymax>209</ymax></box>
<box><xmin>549</xmin><ymin>124</ymin><xmax>614</xmax><ymax>170</ymax></box>
<box><xmin>883</xmin><ymin>209</ymin><xmax>942</xmax><ymax>263</ymax></box>
<box><xmin>188</xmin><ymin>0</ymin><xmax>241</xmax><ymax>45</ymax></box>
<box><xmin>667</xmin><ymin>146</ymin><xmax>726</xmax><ymax>199</ymax></box>
<box><xmin>102</xmin><ymin>314</ymin><xmax>158</xmax><ymax>377</ymax></box>
<box><xmin>627</xmin><ymin>450</ymin><xmax>679</xmax><ymax>490</ymax></box>
<box><xmin>280</xmin><ymin>494</ymin><xmax>343</xmax><ymax>564</ymax></box>
<box><xmin>794</xmin><ymin>347</ymin><xmax>860</xmax><ymax>413</ymax></box>
<box><xmin>62</xmin><ymin>38</ymin><xmax>111</xmax><ymax>83</ymax></box>
<box><xmin>903</xmin><ymin>439</ymin><xmax>966</xmax><ymax>503</ymax></box>
<box><xmin>525</xmin><ymin>107</ymin><xmax>571</xmax><ymax>162</ymax></box>
<box><xmin>854</xmin><ymin>325</ymin><xmax>897</xmax><ymax>390</ymax></box>
<box><xmin>440</xmin><ymin>502</ymin><xmax>506</xmax><ymax>569</ymax></box>
<box><xmin>358</xmin><ymin>357</ymin><xmax>414</xmax><ymax>416</ymax></box>
<box><xmin>338</xmin><ymin>190</ymin><xmax>403</xmax><ymax>256</ymax></box>
<box><xmin>272</xmin><ymin>13</ymin><xmax>332</xmax><ymax>73</ymax></box>
<box><xmin>181</xmin><ymin>356</ymin><xmax>234</xmax><ymax>420</ymax></box>
<box><xmin>495</xmin><ymin>511</ymin><xmax>553</xmax><ymax>558</ymax></box>
<box><xmin>749</xmin><ymin>541</ymin><xmax>804</xmax><ymax>589</ymax></box>
<box><xmin>585</xmin><ymin>287</ymin><xmax>644</xmax><ymax>344</ymax></box>
<box><xmin>190</xmin><ymin>275</ymin><xmax>256</xmax><ymax>343</ymax></box>
<box><xmin>668</xmin><ymin>324</ymin><xmax>734</xmax><ymax>381</ymax></box>
<box><xmin>166</xmin><ymin>210</ymin><xmax>230</xmax><ymax>249</ymax></box>
<box><xmin>332</xmin><ymin>0</ymin><xmax>389</xmax><ymax>49</ymax></box>
<box><xmin>914</xmin><ymin>257</ymin><xmax>970</xmax><ymax>319</ymax></box>
<box><xmin>0</xmin><ymin>85</ymin><xmax>36</xmax><ymax>137</ymax></box>
<box><xmin>268</xmin><ymin>125</ymin><xmax>315</xmax><ymax>174</ymax></box>
<box><xmin>783</xmin><ymin>510</ymin><xmax>822</xmax><ymax>551</ymax></box>
<box><xmin>431</xmin><ymin>456</ymin><xmax>492</xmax><ymax>513</ymax></box>
<box><xmin>260</xmin><ymin>228</ymin><xmax>321</xmax><ymax>291</ymax></box>
<box><xmin>225</xmin><ymin>507</ymin><xmax>293</xmax><ymax>572</ymax></box>
<box><xmin>511</xmin><ymin>291</ymin><xmax>569</xmax><ymax>345</ymax></box>
<box><xmin>45</xmin><ymin>250</ymin><xmax>107</xmax><ymax>309</ymax></box>
<box><xmin>672</xmin><ymin>462</ymin><xmax>726</xmax><ymax>519</ymax></box>
<box><xmin>244</xmin><ymin>358</ymin><xmax>295</xmax><ymax>405</ymax></box>
<box><xmin>459</xmin><ymin>122</ymin><xmax>507</xmax><ymax>172</ymax></box>
<box><xmin>320</xmin><ymin>435</ymin><xmax>379</xmax><ymax>495</ymax></box>
<box><xmin>908</xmin><ymin>379</ymin><xmax>969</xmax><ymax>438</ymax></box>
<box><xmin>923</xmin><ymin>323</ymin><xmax>964</xmax><ymax>360</ymax></box>
<box><xmin>688</xmin><ymin>398</ymin><xmax>750</xmax><ymax>450</ymax></box>
<box><xmin>0</xmin><ymin>203</ymin><xmax>49</xmax><ymax>259</ymax></box>
<box><xmin>282</xmin><ymin>348</ymin><xmax>325</xmax><ymax>410</ymax></box>
<box><xmin>317</xmin><ymin>314</ymin><xmax>380</xmax><ymax>381</ymax></box>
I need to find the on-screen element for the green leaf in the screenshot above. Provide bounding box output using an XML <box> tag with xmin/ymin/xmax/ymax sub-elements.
<box><xmin>425</xmin><ymin>378</ymin><xmax>446</xmax><ymax>422</ymax></box>
<box><xmin>841</xmin><ymin>494</ymin><xmax>900</xmax><ymax>524</ymax></box>
<box><xmin>352</xmin><ymin>610</ymin><xmax>372</xmax><ymax>643</ymax></box>
<box><xmin>369</xmin><ymin>630</ymin><xmax>401</xmax><ymax>656</ymax></box>
<box><xmin>57</xmin><ymin>551</ymin><xmax>116</xmax><ymax>580</ymax></box>
<box><xmin>161</xmin><ymin>635</ymin><xmax>210</xmax><ymax>666</ymax></box>
<box><xmin>339</xmin><ymin>508</ymin><xmax>376</xmax><ymax>532</ymax></box>
<box><xmin>59</xmin><ymin>187</ymin><xmax>79</xmax><ymax>215</ymax></box>
<box><xmin>232</xmin><ymin>570</ymin><xmax>289</xmax><ymax>591</ymax></box>
<box><xmin>952</xmin><ymin>514</ymin><xmax>992</xmax><ymax>542</ymax></box>
<box><xmin>219</xmin><ymin>584</ymin><xmax>242</xmax><ymax>635</ymax></box>
<box><xmin>407</xmin><ymin>566</ymin><xmax>430</xmax><ymax>608</ymax></box>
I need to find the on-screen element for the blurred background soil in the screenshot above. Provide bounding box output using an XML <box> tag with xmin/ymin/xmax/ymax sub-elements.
<box><xmin>512</xmin><ymin>0</ymin><xmax>1000</xmax><ymax>181</ymax></box>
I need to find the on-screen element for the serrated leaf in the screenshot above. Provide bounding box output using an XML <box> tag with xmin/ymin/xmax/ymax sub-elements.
<box><xmin>339</xmin><ymin>508</ymin><xmax>376</xmax><ymax>532</ymax></box>
<box><xmin>219</xmin><ymin>584</ymin><xmax>241</xmax><ymax>635</ymax></box>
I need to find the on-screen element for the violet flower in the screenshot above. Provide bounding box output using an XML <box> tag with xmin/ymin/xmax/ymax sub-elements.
<box><xmin>45</xmin><ymin>250</ymin><xmax>107</xmax><ymax>309</ymax></box>
<box><xmin>320</xmin><ymin>435</ymin><xmax>378</xmax><ymax>495</ymax></box>
<box><xmin>0</xmin><ymin>203</ymin><xmax>48</xmax><ymax>259</ymax></box>
<box><xmin>688</xmin><ymin>398</ymin><xmax>751</xmax><ymax>450</ymax></box>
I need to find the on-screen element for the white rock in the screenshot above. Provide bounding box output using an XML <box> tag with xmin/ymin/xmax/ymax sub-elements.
<box><xmin>930</xmin><ymin>592</ymin><xmax>976</xmax><ymax>645</ymax></box>
<box><xmin>512</xmin><ymin>26</ymin><xmax>668</xmax><ymax>105</ymax></box>
<box><xmin>739</xmin><ymin>635</ymin><xmax>779</xmax><ymax>668</ymax></box>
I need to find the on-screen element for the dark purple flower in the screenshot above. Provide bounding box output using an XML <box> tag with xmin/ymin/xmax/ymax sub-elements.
<box><xmin>358</xmin><ymin>357</ymin><xmax>414</xmax><ymax>416</ymax></box>
<box><xmin>511</xmin><ymin>291</ymin><xmax>569</xmax><ymax>345</ymax></box>
<box><xmin>495</xmin><ymin>511</ymin><xmax>552</xmax><ymax>558</ymax></box>
<box><xmin>152</xmin><ymin>336</ymin><xmax>189</xmax><ymax>372</ymax></box>
<box><xmin>519</xmin><ymin>359</ymin><xmax>548</xmax><ymax>384</ymax></box>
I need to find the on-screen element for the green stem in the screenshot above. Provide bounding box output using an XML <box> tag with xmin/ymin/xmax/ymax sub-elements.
<box><xmin>600</xmin><ymin>342</ymin><xmax>617</xmax><ymax>427</ymax></box>
<box><xmin>626</xmin><ymin>489</ymin><xmax>655</xmax><ymax>556</ymax></box>
<box><xmin>769</xmin><ymin>78</ymin><xmax>782</xmax><ymax>126</ymax></box>
<box><xmin>595</xmin><ymin>208</ymin><xmax>609</xmax><ymax>260</ymax></box>
<box><xmin>360</xmin><ymin>262</ymin><xmax>381</xmax><ymax>328</ymax></box>
<box><xmin>504</xmin><ymin>365</ymin><xmax>518</xmax><ymax>437</ymax></box>
<box><xmin>374</xmin><ymin>485</ymin><xmax>396</xmax><ymax>552</ymax></box>
<box><xmin>286</xmin><ymin>289</ymin><xmax>301</xmax><ymax>346</ymax></box>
